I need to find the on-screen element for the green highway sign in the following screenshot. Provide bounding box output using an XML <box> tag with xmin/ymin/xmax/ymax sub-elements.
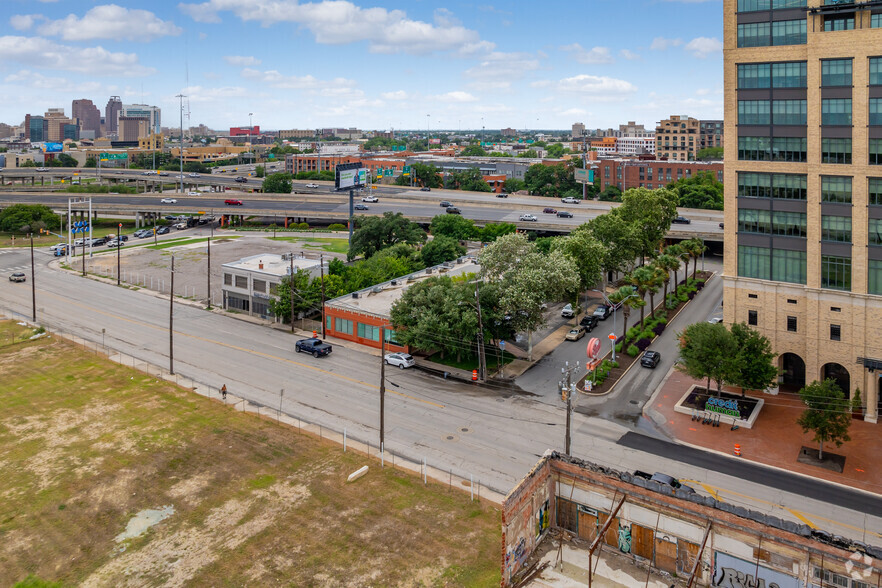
<box><xmin>99</xmin><ymin>153</ymin><xmax>128</xmax><ymax>160</ymax></box>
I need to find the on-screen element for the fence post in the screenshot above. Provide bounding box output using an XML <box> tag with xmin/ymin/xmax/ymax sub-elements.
<box><xmin>423</xmin><ymin>458</ymin><xmax>427</xmax><ymax>485</ymax></box>
<box><xmin>343</xmin><ymin>428</ymin><xmax>347</xmax><ymax>453</ymax></box>
<box><xmin>470</xmin><ymin>475</ymin><xmax>474</xmax><ymax>501</ymax></box>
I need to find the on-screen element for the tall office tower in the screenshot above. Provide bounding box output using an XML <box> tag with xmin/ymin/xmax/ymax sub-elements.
<box><xmin>723</xmin><ymin>0</ymin><xmax>882</xmax><ymax>421</ymax></box>
<box><xmin>121</xmin><ymin>104</ymin><xmax>161</xmax><ymax>134</ymax></box>
<box><xmin>72</xmin><ymin>99</ymin><xmax>101</xmax><ymax>137</ymax></box>
<box><xmin>105</xmin><ymin>96</ymin><xmax>122</xmax><ymax>136</ymax></box>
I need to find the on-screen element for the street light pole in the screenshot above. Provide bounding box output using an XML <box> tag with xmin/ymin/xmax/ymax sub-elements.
<box><xmin>169</xmin><ymin>255</ymin><xmax>175</xmax><ymax>375</ymax></box>
<box><xmin>320</xmin><ymin>253</ymin><xmax>326</xmax><ymax>340</ymax></box>
<box><xmin>29</xmin><ymin>233</ymin><xmax>35</xmax><ymax>322</ymax></box>
<box><xmin>176</xmin><ymin>93</ymin><xmax>186</xmax><ymax>194</ymax></box>
<box><xmin>560</xmin><ymin>361</ymin><xmax>579</xmax><ymax>456</ymax></box>
<box><xmin>206</xmin><ymin>231</ymin><xmax>212</xmax><ymax>309</ymax></box>
<box><xmin>116</xmin><ymin>222</ymin><xmax>121</xmax><ymax>286</ymax></box>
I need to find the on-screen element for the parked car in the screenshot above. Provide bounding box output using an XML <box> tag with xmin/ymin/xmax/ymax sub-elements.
<box><xmin>672</xmin><ymin>216</ymin><xmax>691</xmax><ymax>224</ymax></box>
<box><xmin>106</xmin><ymin>240</ymin><xmax>121</xmax><ymax>248</ymax></box>
<box><xmin>707</xmin><ymin>317</ymin><xmax>723</xmax><ymax>324</ymax></box>
<box><xmin>420</xmin><ymin>187</ymin><xmax>431</xmax><ymax>191</ymax></box>
<box><xmin>235</xmin><ymin>176</ymin><xmax>248</xmax><ymax>183</ymax></box>
<box><xmin>561</xmin><ymin>197</ymin><xmax>580</xmax><ymax>204</ymax></box>
<box><xmin>640</xmin><ymin>350</ymin><xmax>661</xmax><ymax>368</ymax></box>
<box><xmin>579</xmin><ymin>315</ymin><xmax>599</xmax><ymax>332</ymax></box>
<box><xmin>157</xmin><ymin>226</ymin><xmax>171</xmax><ymax>235</ymax></box>
<box><xmin>9</xmin><ymin>272</ymin><xmax>26</xmax><ymax>283</ymax></box>
<box><xmin>543</xmin><ymin>207</ymin><xmax>557</xmax><ymax>214</ymax></box>
<box><xmin>445</xmin><ymin>206</ymin><xmax>461</xmax><ymax>214</ymax></box>
<box><xmin>565</xmin><ymin>326</ymin><xmax>587</xmax><ymax>341</ymax></box>
<box><xmin>295</xmin><ymin>338</ymin><xmax>332</xmax><ymax>357</ymax></box>
<box><xmin>174</xmin><ymin>222</ymin><xmax>187</xmax><ymax>230</ymax></box>
<box><xmin>362</xmin><ymin>195</ymin><xmax>378</xmax><ymax>202</ymax></box>
<box><xmin>305</xmin><ymin>183</ymin><xmax>319</xmax><ymax>188</ymax></box>
<box><xmin>354</xmin><ymin>203</ymin><xmax>369</xmax><ymax>210</ymax></box>
<box><xmin>592</xmin><ymin>304</ymin><xmax>612</xmax><ymax>320</ymax></box>
<box><xmin>519</xmin><ymin>213</ymin><xmax>537</xmax><ymax>222</ymax></box>
<box><xmin>160</xmin><ymin>198</ymin><xmax>177</xmax><ymax>204</ymax></box>
<box><xmin>496</xmin><ymin>192</ymin><xmax>509</xmax><ymax>198</ymax></box>
<box><xmin>439</xmin><ymin>201</ymin><xmax>452</xmax><ymax>207</ymax></box>
<box><xmin>557</xmin><ymin>210</ymin><xmax>574</xmax><ymax>218</ymax></box>
<box><xmin>384</xmin><ymin>352</ymin><xmax>415</xmax><ymax>369</ymax></box>
<box><xmin>49</xmin><ymin>243</ymin><xmax>66</xmax><ymax>252</ymax></box>
<box><xmin>561</xmin><ymin>303</ymin><xmax>575</xmax><ymax>318</ymax></box>
<box><xmin>224</xmin><ymin>199</ymin><xmax>243</xmax><ymax>205</ymax></box>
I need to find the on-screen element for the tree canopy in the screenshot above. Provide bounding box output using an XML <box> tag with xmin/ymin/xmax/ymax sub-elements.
<box><xmin>729</xmin><ymin>323</ymin><xmax>778</xmax><ymax>395</ymax></box>
<box><xmin>446</xmin><ymin>167</ymin><xmax>491</xmax><ymax>192</ymax></box>
<box><xmin>614</xmin><ymin>187</ymin><xmax>679</xmax><ymax>262</ymax></box>
<box><xmin>668</xmin><ymin>171</ymin><xmax>723</xmax><ymax>210</ymax></box>
<box><xmin>523</xmin><ymin>163</ymin><xmax>579</xmax><ymax>198</ymax></box>
<box><xmin>348</xmin><ymin>212</ymin><xmax>426</xmax><ymax>260</ymax></box>
<box><xmin>0</xmin><ymin>204</ymin><xmax>60</xmax><ymax>232</ymax></box>
<box><xmin>459</xmin><ymin>145</ymin><xmax>487</xmax><ymax>157</ymax></box>
<box><xmin>584</xmin><ymin>213</ymin><xmax>639</xmax><ymax>278</ymax></box>
<box><xmin>797</xmin><ymin>379</ymin><xmax>852</xmax><ymax>460</ymax></box>
<box><xmin>677</xmin><ymin>322</ymin><xmax>738</xmax><ymax>395</ymax></box>
<box><xmin>429</xmin><ymin>214</ymin><xmax>479</xmax><ymax>241</ymax></box>
<box><xmin>420</xmin><ymin>235</ymin><xmax>466</xmax><ymax>267</ymax></box>
<box><xmin>263</xmin><ymin>172</ymin><xmax>292</xmax><ymax>194</ymax></box>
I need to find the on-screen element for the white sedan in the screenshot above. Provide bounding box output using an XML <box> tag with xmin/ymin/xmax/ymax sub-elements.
<box><xmin>519</xmin><ymin>214</ymin><xmax>538</xmax><ymax>222</ymax></box>
<box><xmin>49</xmin><ymin>243</ymin><xmax>66</xmax><ymax>251</ymax></box>
<box><xmin>384</xmin><ymin>352</ymin><xmax>415</xmax><ymax>369</ymax></box>
<box><xmin>362</xmin><ymin>195</ymin><xmax>378</xmax><ymax>202</ymax></box>
<box><xmin>188</xmin><ymin>172</ymin><xmax>200</xmax><ymax>177</ymax></box>
<box><xmin>160</xmin><ymin>198</ymin><xmax>178</xmax><ymax>204</ymax></box>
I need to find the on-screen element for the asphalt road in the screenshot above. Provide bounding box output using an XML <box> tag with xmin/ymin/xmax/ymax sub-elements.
<box><xmin>0</xmin><ymin>247</ymin><xmax>879</xmax><ymax>545</ymax></box>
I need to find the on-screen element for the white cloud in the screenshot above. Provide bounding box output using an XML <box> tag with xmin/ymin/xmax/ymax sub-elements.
<box><xmin>0</xmin><ymin>36</ymin><xmax>155</xmax><ymax>76</ymax></box>
<box><xmin>434</xmin><ymin>91</ymin><xmax>477</xmax><ymax>103</ymax></box>
<box><xmin>555</xmin><ymin>74</ymin><xmax>637</xmax><ymax>101</ymax></box>
<box><xmin>10</xmin><ymin>15</ymin><xmax>40</xmax><ymax>31</ymax></box>
<box><xmin>650</xmin><ymin>37</ymin><xmax>682</xmax><ymax>51</ymax></box>
<box><xmin>240</xmin><ymin>68</ymin><xmax>357</xmax><ymax>91</ymax></box>
<box><xmin>620</xmin><ymin>49</ymin><xmax>640</xmax><ymax>60</ymax></box>
<box><xmin>4</xmin><ymin>70</ymin><xmax>103</xmax><ymax>94</ymax></box>
<box><xmin>558</xmin><ymin>107</ymin><xmax>587</xmax><ymax>117</ymax></box>
<box><xmin>178</xmin><ymin>0</ymin><xmax>481</xmax><ymax>55</ymax></box>
<box><xmin>181</xmin><ymin>85</ymin><xmax>250</xmax><ymax>103</ymax></box>
<box><xmin>561</xmin><ymin>43</ymin><xmax>613</xmax><ymax>65</ymax></box>
<box><xmin>684</xmin><ymin>37</ymin><xmax>723</xmax><ymax>58</ymax></box>
<box><xmin>464</xmin><ymin>51</ymin><xmax>539</xmax><ymax>79</ymax></box>
<box><xmin>381</xmin><ymin>90</ymin><xmax>409</xmax><ymax>100</ymax></box>
<box><xmin>223</xmin><ymin>55</ymin><xmax>261</xmax><ymax>66</ymax></box>
<box><xmin>37</xmin><ymin>5</ymin><xmax>182</xmax><ymax>42</ymax></box>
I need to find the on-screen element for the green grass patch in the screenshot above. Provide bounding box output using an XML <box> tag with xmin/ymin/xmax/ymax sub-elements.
<box><xmin>269</xmin><ymin>236</ymin><xmax>348</xmax><ymax>254</ymax></box>
<box><xmin>146</xmin><ymin>236</ymin><xmax>239</xmax><ymax>250</ymax></box>
<box><xmin>429</xmin><ymin>346</ymin><xmax>516</xmax><ymax>372</ymax></box>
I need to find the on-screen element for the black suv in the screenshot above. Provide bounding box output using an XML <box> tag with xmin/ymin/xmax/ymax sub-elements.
<box><xmin>641</xmin><ymin>350</ymin><xmax>661</xmax><ymax>368</ymax></box>
<box><xmin>579</xmin><ymin>315</ymin><xmax>599</xmax><ymax>332</ymax></box>
<box><xmin>557</xmin><ymin>210</ymin><xmax>574</xmax><ymax>218</ymax></box>
<box><xmin>446</xmin><ymin>206</ymin><xmax>462</xmax><ymax>214</ymax></box>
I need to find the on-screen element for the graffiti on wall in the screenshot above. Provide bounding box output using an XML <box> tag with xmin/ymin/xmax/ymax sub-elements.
<box><xmin>617</xmin><ymin>522</ymin><xmax>632</xmax><ymax>553</ymax></box>
<box><xmin>713</xmin><ymin>552</ymin><xmax>801</xmax><ymax>588</ymax></box>
<box><xmin>535</xmin><ymin>500</ymin><xmax>549</xmax><ymax>538</ymax></box>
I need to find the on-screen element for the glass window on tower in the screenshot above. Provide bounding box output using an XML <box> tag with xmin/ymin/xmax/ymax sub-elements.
<box><xmin>873</xmin><ymin>13</ymin><xmax>882</xmax><ymax>28</ymax></box>
<box><xmin>772</xmin><ymin>250</ymin><xmax>806</xmax><ymax>284</ymax></box>
<box><xmin>821</xmin><ymin>138</ymin><xmax>852</xmax><ymax>164</ymax></box>
<box><xmin>772</xmin><ymin>62</ymin><xmax>807</xmax><ymax>87</ymax></box>
<box><xmin>772</xmin><ymin>20</ymin><xmax>807</xmax><ymax>45</ymax></box>
<box><xmin>738</xmin><ymin>246</ymin><xmax>771</xmax><ymax>280</ymax></box>
<box><xmin>821</xmin><ymin>59</ymin><xmax>853</xmax><ymax>87</ymax></box>
<box><xmin>871</xmin><ymin>139</ymin><xmax>882</xmax><ymax>165</ymax></box>
<box><xmin>869</xmin><ymin>260</ymin><xmax>882</xmax><ymax>295</ymax></box>
<box><xmin>821</xmin><ymin>176</ymin><xmax>852</xmax><ymax>203</ymax></box>
<box><xmin>821</xmin><ymin>255</ymin><xmax>852</xmax><ymax>291</ymax></box>
<box><xmin>824</xmin><ymin>15</ymin><xmax>855</xmax><ymax>31</ymax></box>
<box><xmin>773</xmin><ymin>100</ymin><xmax>807</xmax><ymax>125</ymax></box>
<box><xmin>872</xmin><ymin>57</ymin><xmax>882</xmax><ymax>85</ymax></box>
<box><xmin>738</xmin><ymin>63</ymin><xmax>771</xmax><ymax>89</ymax></box>
<box><xmin>738</xmin><ymin>22</ymin><xmax>771</xmax><ymax>47</ymax></box>
<box><xmin>739</xmin><ymin>100</ymin><xmax>771</xmax><ymax>125</ymax></box>
<box><xmin>821</xmin><ymin>216</ymin><xmax>852</xmax><ymax>243</ymax></box>
<box><xmin>870</xmin><ymin>219</ymin><xmax>882</xmax><ymax>245</ymax></box>
<box><xmin>870</xmin><ymin>178</ymin><xmax>882</xmax><ymax>205</ymax></box>
<box><xmin>821</xmin><ymin>99</ymin><xmax>852</xmax><ymax>125</ymax></box>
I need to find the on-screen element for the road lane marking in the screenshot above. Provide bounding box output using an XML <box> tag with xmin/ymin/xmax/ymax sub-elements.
<box><xmin>36</xmin><ymin>288</ymin><xmax>445</xmax><ymax>409</ymax></box>
<box><xmin>786</xmin><ymin>508</ymin><xmax>817</xmax><ymax>529</ymax></box>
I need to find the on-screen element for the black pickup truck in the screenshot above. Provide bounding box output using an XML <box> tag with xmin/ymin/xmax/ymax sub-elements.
<box><xmin>633</xmin><ymin>471</ymin><xmax>695</xmax><ymax>493</ymax></box>
<box><xmin>295</xmin><ymin>338</ymin><xmax>332</xmax><ymax>357</ymax></box>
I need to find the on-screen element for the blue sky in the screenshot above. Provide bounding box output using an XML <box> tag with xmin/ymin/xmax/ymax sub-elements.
<box><xmin>0</xmin><ymin>0</ymin><xmax>723</xmax><ymax>132</ymax></box>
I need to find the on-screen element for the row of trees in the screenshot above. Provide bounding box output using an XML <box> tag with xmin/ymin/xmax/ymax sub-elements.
<box><xmin>0</xmin><ymin>204</ymin><xmax>61</xmax><ymax>232</ymax></box>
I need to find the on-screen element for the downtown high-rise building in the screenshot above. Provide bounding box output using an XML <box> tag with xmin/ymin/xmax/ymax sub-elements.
<box><xmin>105</xmin><ymin>96</ymin><xmax>122</xmax><ymax>136</ymax></box>
<box><xmin>723</xmin><ymin>0</ymin><xmax>882</xmax><ymax>421</ymax></box>
<box><xmin>72</xmin><ymin>99</ymin><xmax>101</xmax><ymax>138</ymax></box>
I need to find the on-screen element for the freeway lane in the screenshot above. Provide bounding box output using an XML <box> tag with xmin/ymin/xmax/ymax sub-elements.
<box><xmin>0</xmin><ymin>247</ymin><xmax>879</xmax><ymax>543</ymax></box>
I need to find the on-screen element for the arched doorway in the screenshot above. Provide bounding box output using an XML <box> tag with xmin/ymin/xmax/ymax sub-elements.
<box><xmin>821</xmin><ymin>363</ymin><xmax>850</xmax><ymax>395</ymax></box>
<box><xmin>780</xmin><ymin>353</ymin><xmax>806</xmax><ymax>389</ymax></box>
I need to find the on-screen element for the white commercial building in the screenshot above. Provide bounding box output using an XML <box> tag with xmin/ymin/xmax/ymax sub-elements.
<box><xmin>222</xmin><ymin>253</ymin><xmax>327</xmax><ymax>319</ymax></box>
<box><xmin>615</xmin><ymin>136</ymin><xmax>656</xmax><ymax>155</ymax></box>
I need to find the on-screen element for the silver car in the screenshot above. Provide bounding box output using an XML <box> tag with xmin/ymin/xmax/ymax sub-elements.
<box><xmin>384</xmin><ymin>352</ymin><xmax>415</xmax><ymax>369</ymax></box>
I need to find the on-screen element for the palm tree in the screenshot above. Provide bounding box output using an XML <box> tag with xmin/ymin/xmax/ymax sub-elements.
<box><xmin>628</xmin><ymin>265</ymin><xmax>659</xmax><ymax>325</ymax></box>
<box><xmin>608</xmin><ymin>285</ymin><xmax>637</xmax><ymax>341</ymax></box>
<box><xmin>655</xmin><ymin>253</ymin><xmax>679</xmax><ymax>308</ymax></box>
<box><xmin>684</xmin><ymin>238</ymin><xmax>706</xmax><ymax>279</ymax></box>
<box><xmin>676</xmin><ymin>243</ymin><xmax>692</xmax><ymax>286</ymax></box>
<box><xmin>665</xmin><ymin>244</ymin><xmax>684</xmax><ymax>294</ymax></box>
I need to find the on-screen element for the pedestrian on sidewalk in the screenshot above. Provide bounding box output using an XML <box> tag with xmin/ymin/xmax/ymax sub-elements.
<box><xmin>221</xmin><ymin>384</ymin><xmax>227</xmax><ymax>400</ymax></box>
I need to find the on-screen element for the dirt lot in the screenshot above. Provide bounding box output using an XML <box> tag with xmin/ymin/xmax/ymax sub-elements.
<box><xmin>83</xmin><ymin>229</ymin><xmax>349</xmax><ymax>305</ymax></box>
<box><xmin>0</xmin><ymin>320</ymin><xmax>501</xmax><ymax>586</ymax></box>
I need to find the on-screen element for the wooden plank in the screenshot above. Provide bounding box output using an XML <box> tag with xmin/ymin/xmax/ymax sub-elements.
<box><xmin>630</xmin><ymin>523</ymin><xmax>654</xmax><ymax>560</ymax></box>
<box><xmin>678</xmin><ymin>539</ymin><xmax>700</xmax><ymax>575</ymax></box>
<box><xmin>578</xmin><ymin>510</ymin><xmax>598</xmax><ymax>542</ymax></box>
<box><xmin>655</xmin><ymin>537</ymin><xmax>678</xmax><ymax>574</ymax></box>
<box><xmin>598</xmin><ymin>512</ymin><xmax>619</xmax><ymax>549</ymax></box>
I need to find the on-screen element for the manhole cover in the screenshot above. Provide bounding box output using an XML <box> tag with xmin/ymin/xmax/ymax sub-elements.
<box><xmin>461</xmin><ymin>427</ymin><xmax>469</xmax><ymax>433</ymax></box>
<box><xmin>446</xmin><ymin>435</ymin><xmax>454</xmax><ymax>440</ymax></box>
<box><xmin>630</xmin><ymin>400</ymin><xmax>640</xmax><ymax>405</ymax></box>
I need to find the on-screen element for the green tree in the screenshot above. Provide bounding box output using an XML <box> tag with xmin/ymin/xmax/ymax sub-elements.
<box><xmin>503</xmin><ymin>178</ymin><xmax>526</xmax><ymax>193</ymax></box>
<box><xmin>696</xmin><ymin>147</ymin><xmax>724</xmax><ymax>161</ymax></box>
<box><xmin>479</xmin><ymin>222</ymin><xmax>516</xmax><ymax>242</ymax></box>
<box><xmin>411</xmin><ymin>162</ymin><xmax>442</xmax><ymax>188</ymax></box>
<box><xmin>664</xmin><ymin>244</ymin><xmax>685</xmax><ymax>291</ymax></box>
<box><xmin>269</xmin><ymin>268</ymin><xmax>320</xmax><ymax>322</ymax></box>
<box><xmin>459</xmin><ymin>145</ymin><xmax>487</xmax><ymax>157</ymax></box>
<box><xmin>20</xmin><ymin>160</ymin><xmax>36</xmax><ymax>167</ymax></box>
<box><xmin>84</xmin><ymin>157</ymin><xmax>97</xmax><ymax>168</ymax></box>
<box><xmin>263</xmin><ymin>172</ymin><xmax>292</xmax><ymax>194</ymax></box>
<box><xmin>56</xmin><ymin>153</ymin><xmax>78</xmax><ymax>167</ymax></box>
<box><xmin>255</xmin><ymin>165</ymin><xmax>266</xmax><ymax>178</ymax></box>
<box><xmin>545</xmin><ymin>143</ymin><xmax>569</xmax><ymax>158</ymax></box>
<box><xmin>552</xmin><ymin>229</ymin><xmax>604</xmax><ymax>294</ymax></box>
<box><xmin>584</xmin><ymin>213</ymin><xmax>639</xmax><ymax>279</ymax></box>
<box><xmin>682</xmin><ymin>238</ymin><xmax>706</xmax><ymax>279</ymax></box>
<box><xmin>429</xmin><ymin>214</ymin><xmax>479</xmax><ymax>240</ymax></box>
<box><xmin>729</xmin><ymin>323</ymin><xmax>778</xmax><ymax>396</ymax></box>
<box><xmin>448</xmin><ymin>167</ymin><xmax>491</xmax><ymax>192</ymax></box>
<box><xmin>677</xmin><ymin>322</ymin><xmax>738</xmax><ymax>396</ymax></box>
<box><xmin>655</xmin><ymin>254</ymin><xmax>679</xmax><ymax>305</ymax></box>
<box><xmin>597</xmin><ymin>185</ymin><xmax>622</xmax><ymax>202</ymax></box>
<box><xmin>797</xmin><ymin>379</ymin><xmax>852</xmax><ymax>460</ymax></box>
<box><xmin>668</xmin><ymin>171</ymin><xmax>723</xmax><ymax>210</ymax></box>
<box><xmin>0</xmin><ymin>204</ymin><xmax>60</xmax><ymax>232</ymax></box>
<box><xmin>614</xmin><ymin>187</ymin><xmax>679</xmax><ymax>263</ymax></box>
<box><xmin>420</xmin><ymin>235</ymin><xmax>466</xmax><ymax>267</ymax></box>
<box><xmin>348</xmin><ymin>212</ymin><xmax>426</xmax><ymax>260</ymax></box>
<box><xmin>523</xmin><ymin>163</ymin><xmax>578</xmax><ymax>198</ymax></box>
<box><xmin>517</xmin><ymin>149</ymin><xmax>539</xmax><ymax>158</ymax></box>
<box><xmin>627</xmin><ymin>266</ymin><xmax>661</xmax><ymax>325</ymax></box>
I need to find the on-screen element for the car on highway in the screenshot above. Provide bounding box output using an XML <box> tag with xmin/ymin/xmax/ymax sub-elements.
<box><xmin>445</xmin><ymin>206</ymin><xmax>461</xmax><ymax>214</ymax></box>
<box><xmin>88</xmin><ymin>237</ymin><xmax>107</xmax><ymax>246</ymax></box>
<box><xmin>74</xmin><ymin>238</ymin><xmax>85</xmax><ymax>246</ymax></box>
<box><xmin>133</xmin><ymin>229</ymin><xmax>152</xmax><ymax>238</ymax></box>
<box><xmin>672</xmin><ymin>216</ymin><xmax>691</xmax><ymax>224</ymax></box>
<box><xmin>561</xmin><ymin>303</ymin><xmax>575</xmax><ymax>318</ymax></box>
<box><xmin>9</xmin><ymin>272</ymin><xmax>26</xmax><ymax>283</ymax></box>
<box><xmin>439</xmin><ymin>201</ymin><xmax>452</xmax><ymax>207</ymax></box>
<box><xmin>384</xmin><ymin>352</ymin><xmax>415</xmax><ymax>369</ymax></box>
<box><xmin>565</xmin><ymin>326</ymin><xmax>587</xmax><ymax>341</ymax></box>
<box><xmin>106</xmin><ymin>240</ymin><xmax>121</xmax><ymax>248</ymax></box>
<box><xmin>187</xmin><ymin>191</ymin><xmax>200</xmax><ymax>196</ymax></box>
<box><xmin>579</xmin><ymin>315</ymin><xmax>599</xmax><ymax>332</ymax></box>
<box><xmin>305</xmin><ymin>183</ymin><xmax>319</xmax><ymax>188</ymax></box>
<box><xmin>160</xmin><ymin>198</ymin><xmax>178</xmax><ymax>204</ymax></box>
<box><xmin>159</xmin><ymin>172</ymin><xmax>169</xmax><ymax>176</ymax></box>
<box><xmin>561</xmin><ymin>197</ymin><xmax>580</xmax><ymax>204</ymax></box>
<box><xmin>224</xmin><ymin>199</ymin><xmax>243</xmax><ymax>206</ymax></box>
<box><xmin>543</xmin><ymin>207</ymin><xmax>557</xmax><ymax>214</ymax></box>
<box><xmin>188</xmin><ymin>172</ymin><xmax>200</xmax><ymax>177</ymax></box>
<box><xmin>496</xmin><ymin>192</ymin><xmax>509</xmax><ymax>198</ymax></box>
<box><xmin>519</xmin><ymin>214</ymin><xmax>538</xmax><ymax>222</ymax></box>
<box><xmin>36</xmin><ymin>167</ymin><xmax>49</xmax><ymax>172</ymax></box>
<box><xmin>354</xmin><ymin>203</ymin><xmax>369</xmax><ymax>210</ymax></box>
<box><xmin>362</xmin><ymin>195</ymin><xmax>378</xmax><ymax>202</ymax></box>
<box><xmin>640</xmin><ymin>350</ymin><xmax>661</xmax><ymax>369</ymax></box>
<box><xmin>295</xmin><ymin>338</ymin><xmax>332</xmax><ymax>357</ymax></box>
<box><xmin>157</xmin><ymin>226</ymin><xmax>171</xmax><ymax>235</ymax></box>
<box><xmin>141</xmin><ymin>171</ymin><xmax>152</xmax><ymax>175</ymax></box>
<box><xmin>235</xmin><ymin>176</ymin><xmax>248</xmax><ymax>183</ymax></box>
<box><xmin>557</xmin><ymin>210</ymin><xmax>574</xmax><ymax>218</ymax></box>
<box><xmin>420</xmin><ymin>187</ymin><xmax>431</xmax><ymax>191</ymax></box>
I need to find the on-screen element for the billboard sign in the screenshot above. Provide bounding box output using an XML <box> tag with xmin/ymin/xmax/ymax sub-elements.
<box><xmin>42</xmin><ymin>143</ymin><xmax>63</xmax><ymax>153</ymax></box>
<box><xmin>429</xmin><ymin>138</ymin><xmax>441</xmax><ymax>145</ymax></box>
<box><xmin>574</xmin><ymin>168</ymin><xmax>594</xmax><ymax>184</ymax></box>
<box><xmin>335</xmin><ymin>163</ymin><xmax>366</xmax><ymax>190</ymax></box>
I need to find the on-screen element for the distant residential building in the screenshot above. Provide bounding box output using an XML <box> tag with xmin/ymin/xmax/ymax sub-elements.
<box><xmin>655</xmin><ymin>115</ymin><xmax>700</xmax><ymax>161</ymax></box>
<box><xmin>278</xmin><ymin>129</ymin><xmax>316</xmax><ymax>139</ymax></box>
<box><xmin>587</xmin><ymin>136</ymin><xmax>618</xmax><ymax>155</ymax></box>
<box><xmin>700</xmin><ymin>120</ymin><xmax>723</xmax><ymax>150</ymax></box>
<box><xmin>120</xmin><ymin>104</ymin><xmax>160</xmax><ymax>134</ymax></box>
<box><xmin>572</xmin><ymin>122</ymin><xmax>586</xmax><ymax>138</ymax></box>
<box><xmin>618</xmin><ymin>121</ymin><xmax>654</xmax><ymax>138</ymax></box>
<box><xmin>501</xmin><ymin>127</ymin><xmax>517</xmax><ymax>137</ymax></box>
<box><xmin>615</xmin><ymin>136</ymin><xmax>656</xmax><ymax>155</ymax></box>
<box><xmin>596</xmin><ymin>157</ymin><xmax>723</xmax><ymax>192</ymax></box>
<box><xmin>72</xmin><ymin>99</ymin><xmax>101</xmax><ymax>138</ymax></box>
<box><xmin>230</xmin><ymin>126</ymin><xmax>259</xmax><ymax>137</ymax></box>
<box><xmin>139</xmin><ymin>133</ymin><xmax>164</xmax><ymax>150</ymax></box>
<box><xmin>105</xmin><ymin>96</ymin><xmax>122</xmax><ymax>136</ymax></box>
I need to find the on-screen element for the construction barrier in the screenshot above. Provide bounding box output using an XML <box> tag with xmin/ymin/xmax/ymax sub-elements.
<box><xmin>472</xmin><ymin>369</ymin><xmax>478</xmax><ymax>381</ymax></box>
<box><xmin>734</xmin><ymin>443</ymin><xmax>741</xmax><ymax>457</ymax></box>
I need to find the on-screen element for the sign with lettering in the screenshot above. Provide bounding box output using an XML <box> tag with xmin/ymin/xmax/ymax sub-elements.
<box><xmin>705</xmin><ymin>396</ymin><xmax>742</xmax><ymax>419</ymax></box>
<box><xmin>713</xmin><ymin>552</ymin><xmax>800</xmax><ymax>588</ymax></box>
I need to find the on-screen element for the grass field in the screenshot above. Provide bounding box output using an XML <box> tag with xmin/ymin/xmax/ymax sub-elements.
<box><xmin>0</xmin><ymin>320</ymin><xmax>501</xmax><ymax>587</ymax></box>
<box><xmin>270</xmin><ymin>236</ymin><xmax>349</xmax><ymax>254</ymax></box>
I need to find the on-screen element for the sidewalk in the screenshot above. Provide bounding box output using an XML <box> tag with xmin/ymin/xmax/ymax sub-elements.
<box><xmin>645</xmin><ymin>369</ymin><xmax>882</xmax><ymax>496</ymax></box>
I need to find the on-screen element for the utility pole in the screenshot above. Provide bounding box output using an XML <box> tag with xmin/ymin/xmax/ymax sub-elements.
<box><xmin>380</xmin><ymin>326</ymin><xmax>386</xmax><ymax>451</ymax></box>
<box><xmin>176</xmin><ymin>93</ymin><xmax>186</xmax><ymax>194</ymax></box>
<box><xmin>348</xmin><ymin>189</ymin><xmax>354</xmax><ymax>249</ymax></box>
<box><xmin>116</xmin><ymin>222</ymin><xmax>121</xmax><ymax>286</ymax></box>
<box><xmin>206</xmin><ymin>232</ymin><xmax>211</xmax><ymax>309</ymax></box>
<box><xmin>320</xmin><ymin>253</ymin><xmax>326</xmax><ymax>340</ymax></box>
<box><xmin>289</xmin><ymin>255</ymin><xmax>295</xmax><ymax>333</ymax></box>
<box><xmin>169</xmin><ymin>255</ymin><xmax>175</xmax><ymax>375</ymax></box>
<box><xmin>475</xmin><ymin>281</ymin><xmax>486</xmax><ymax>381</ymax></box>
<box><xmin>559</xmin><ymin>361</ymin><xmax>580</xmax><ymax>456</ymax></box>
<box><xmin>29</xmin><ymin>233</ymin><xmax>35</xmax><ymax>322</ymax></box>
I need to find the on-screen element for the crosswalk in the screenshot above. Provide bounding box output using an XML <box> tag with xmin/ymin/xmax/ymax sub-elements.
<box><xmin>1</xmin><ymin>265</ymin><xmax>30</xmax><ymax>273</ymax></box>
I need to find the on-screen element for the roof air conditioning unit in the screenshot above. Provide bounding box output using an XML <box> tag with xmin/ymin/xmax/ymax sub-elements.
<box><xmin>352</xmin><ymin>292</ymin><xmax>359</xmax><ymax>299</ymax></box>
<box><xmin>425</xmin><ymin>268</ymin><xmax>433</xmax><ymax>274</ymax></box>
<box><xmin>391</xmin><ymin>280</ymin><xmax>398</xmax><ymax>286</ymax></box>
<box><xmin>371</xmin><ymin>286</ymin><xmax>382</xmax><ymax>294</ymax></box>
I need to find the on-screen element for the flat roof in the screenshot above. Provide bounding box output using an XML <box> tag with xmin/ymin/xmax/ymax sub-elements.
<box><xmin>327</xmin><ymin>257</ymin><xmax>481</xmax><ymax>319</ymax></box>
<box><xmin>222</xmin><ymin>253</ymin><xmax>324</xmax><ymax>278</ymax></box>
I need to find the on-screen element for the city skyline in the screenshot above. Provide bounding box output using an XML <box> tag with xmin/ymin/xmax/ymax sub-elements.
<box><xmin>0</xmin><ymin>0</ymin><xmax>723</xmax><ymax>131</ymax></box>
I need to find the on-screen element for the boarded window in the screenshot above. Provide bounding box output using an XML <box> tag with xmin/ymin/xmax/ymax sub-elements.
<box><xmin>253</xmin><ymin>279</ymin><xmax>266</xmax><ymax>293</ymax></box>
<box><xmin>655</xmin><ymin>537</ymin><xmax>678</xmax><ymax>574</ymax></box>
<box><xmin>556</xmin><ymin>498</ymin><xmax>578</xmax><ymax>534</ymax></box>
<box><xmin>630</xmin><ymin>523</ymin><xmax>655</xmax><ymax>560</ymax></box>
<box><xmin>224</xmin><ymin>273</ymin><xmax>232</xmax><ymax>286</ymax></box>
<box><xmin>235</xmin><ymin>275</ymin><xmax>247</xmax><ymax>289</ymax></box>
